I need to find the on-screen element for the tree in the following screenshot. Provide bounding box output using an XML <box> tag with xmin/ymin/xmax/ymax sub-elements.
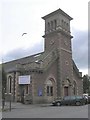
<box><xmin>83</xmin><ymin>75</ymin><xmax>90</xmax><ymax>95</ymax></box>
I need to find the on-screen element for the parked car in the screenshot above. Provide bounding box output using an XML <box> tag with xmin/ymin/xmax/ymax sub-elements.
<box><xmin>88</xmin><ymin>96</ymin><xmax>90</xmax><ymax>104</ymax></box>
<box><xmin>52</xmin><ymin>96</ymin><xmax>87</xmax><ymax>106</ymax></box>
<box><xmin>83</xmin><ymin>94</ymin><xmax>90</xmax><ymax>104</ymax></box>
<box><xmin>83</xmin><ymin>94</ymin><xmax>88</xmax><ymax>104</ymax></box>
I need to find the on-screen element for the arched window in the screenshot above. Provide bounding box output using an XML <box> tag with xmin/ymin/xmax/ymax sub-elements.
<box><xmin>54</xmin><ymin>20</ymin><xmax>57</xmax><ymax>30</ymax></box>
<box><xmin>48</xmin><ymin>22</ymin><xmax>50</xmax><ymax>31</ymax></box>
<box><xmin>8</xmin><ymin>76</ymin><xmax>12</xmax><ymax>93</ymax></box>
<box><xmin>46</xmin><ymin>80</ymin><xmax>53</xmax><ymax>96</ymax></box>
<box><xmin>51</xmin><ymin>21</ymin><xmax>53</xmax><ymax>30</ymax></box>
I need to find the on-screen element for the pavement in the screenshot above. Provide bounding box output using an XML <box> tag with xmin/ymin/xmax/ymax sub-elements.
<box><xmin>2</xmin><ymin>101</ymin><xmax>52</xmax><ymax>111</ymax></box>
<box><xmin>1</xmin><ymin>102</ymin><xmax>52</xmax><ymax>118</ymax></box>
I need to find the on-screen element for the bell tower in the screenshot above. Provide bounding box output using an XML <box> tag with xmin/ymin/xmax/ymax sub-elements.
<box><xmin>42</xmin><ymin>8</ymin><xmax>73</xmax><ymax>51</ymax></box>
<box><xmin>42</xmin><ymin>9</ymin><xmax>74</xmax><ymax>97</ymax></box>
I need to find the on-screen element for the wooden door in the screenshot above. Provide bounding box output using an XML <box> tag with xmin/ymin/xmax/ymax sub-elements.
<box><xmin>64</xmin><ymin>87</ymin><xmax>68</xmax><ymax>96</ymax></box>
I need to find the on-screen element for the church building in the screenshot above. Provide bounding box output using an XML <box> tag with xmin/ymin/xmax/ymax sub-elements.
<box><xmin>3</xmin><ymin>8</ymin><xmax>83</xmax><ymax>104</ymax></box>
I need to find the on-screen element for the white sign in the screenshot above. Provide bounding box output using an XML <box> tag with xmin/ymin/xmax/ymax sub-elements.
<box><xmin>18</xmin><ymin>75</ymin><xmax>30</xmax><ymax>84</ymax></box>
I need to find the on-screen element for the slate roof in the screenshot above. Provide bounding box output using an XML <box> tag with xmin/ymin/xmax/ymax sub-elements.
<box><xmin>3</xmin><ymin>48</ymin><xmax>82</xmax><ymax>78</ymax></box>
<box><xmin>42</xmin><ymin>8</ymin><xmax>73</xmax><ymax>20</ymax></box>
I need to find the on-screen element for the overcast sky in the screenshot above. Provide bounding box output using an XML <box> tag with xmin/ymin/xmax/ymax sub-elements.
<box><xmin>0</xmin><ymin>0</ymin><xmax>89</xmax><ymax>76</ymax></box>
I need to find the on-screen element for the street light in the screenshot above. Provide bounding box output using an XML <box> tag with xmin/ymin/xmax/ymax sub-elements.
<box><xmin>2</xmin><ymin>88</ymin><xmax>5</xmax><ymax>110</ymax></box>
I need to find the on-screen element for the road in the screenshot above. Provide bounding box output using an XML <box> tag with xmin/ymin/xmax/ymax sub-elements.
<box><xmin>2</xmin><ymin>102</ymin><xmax>89</xmax><ymax>118</ymax></box>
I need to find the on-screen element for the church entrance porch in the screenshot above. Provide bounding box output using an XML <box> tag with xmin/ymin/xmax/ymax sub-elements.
<box><xmin>62</xmin><ymin>78</ymin><xmax>73</xmax><ymax>97</ymax></box>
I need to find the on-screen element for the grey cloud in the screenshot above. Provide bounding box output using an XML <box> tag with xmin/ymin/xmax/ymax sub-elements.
<box><xmin>3</xmin><ymin>40</ymin><xmax>44</xmax><ymax>62</ymax></box>
<box><xmin>3</xmin><ymin>30</ymin><xmax>88</xmax><ymax>72</ymax></box>
<box><xmin>72</xmin><ymin>30</ymin><xmax>88</xmax><ymax>70</ymax></box>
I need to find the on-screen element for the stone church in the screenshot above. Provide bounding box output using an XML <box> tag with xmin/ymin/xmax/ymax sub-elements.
<box><xmin>3</xmin><ymin>8</ymin><xmax>83</xmax><ymax>104</ymax></box>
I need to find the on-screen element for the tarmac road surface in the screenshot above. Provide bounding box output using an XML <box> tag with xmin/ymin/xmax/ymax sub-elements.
<box><xmin>2</xmin><ymin>102</ymin><xmax>89</xmax><ymax>118</ymax></box>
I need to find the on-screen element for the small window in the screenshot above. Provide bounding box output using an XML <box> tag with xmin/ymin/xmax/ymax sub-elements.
<box><xmin>51</xmin><ymin>21</ymin><xmax>53</xmax><ymax>30</ymax></box>
<box><xmin>48</xmin><ymin>22</ymin><xmax>50</xmax><ymax>31</ymax></box>
<box><xmin>8</xmin><ymin>76</ymin><xmax>12</xmax><ymax>93</ymax></box>
<box><xmin>50</xmin><ymin>86</ymin><xmax>53</xmax><ymax>96</ymax></box>
<box><xmin>65</xmin><ymin>61</ymin><xmax>69</xmax><ymax>65</ymax></box>
<box><xmin>47</xmin><ymin>86</ymin><xmax>49</xmax><ymax>96</ymax></box>
<box><xmin>9</xmin><ymin>78</ymin><xmax>12</xmax><ymax>93</ymax></box>
<box><xmin>54</xmin><ymin>20</ymin><xmax>57</xmax><ymax>30</ymax></box>
<box><xmin>66</xmin><ymin>23</ymin><xmax>69</xmax><ymax>30</ymax></box>
<box><xmin>64</xmin><ymin>21</ymin><xmax>66</xmax><ymax>29</ymax></box>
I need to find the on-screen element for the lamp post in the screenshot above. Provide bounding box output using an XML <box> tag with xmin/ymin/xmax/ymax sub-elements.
<box><xmin>2</xmin><ymin>88</ymin><xmax>5</xmax><ymax>110</ymax></box>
